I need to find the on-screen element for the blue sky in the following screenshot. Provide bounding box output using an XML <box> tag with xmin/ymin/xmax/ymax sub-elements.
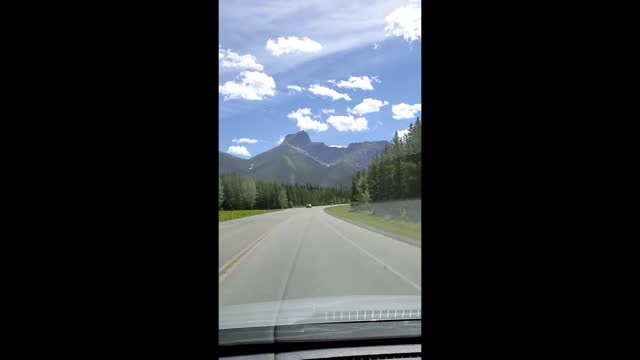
<box><xmin>219</xmin><ymin>0</ymin><xmax>421</xmax><ymax>158</ymax></box>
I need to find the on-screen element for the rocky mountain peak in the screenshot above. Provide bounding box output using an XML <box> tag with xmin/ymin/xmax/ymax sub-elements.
<box><xmin>282</xmin><ymin>131</ymin><xmax>311</xmax><ymax>149</ymax></box>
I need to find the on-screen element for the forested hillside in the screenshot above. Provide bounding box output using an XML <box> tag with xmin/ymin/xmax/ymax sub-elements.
<box><xmin>350</xmin><ymin>117</ymin><xmax>422</xmax><ymax>219</ymax></box>
<box><xmin>219</xmin><ymin>173</ymin><xmax>350</xmax><ymax>210</ymax></box>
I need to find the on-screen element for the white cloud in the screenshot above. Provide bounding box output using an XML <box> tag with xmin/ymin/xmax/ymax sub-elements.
<box><xmin>265</xmin><ymin>36</ymin><xmax>323</xmax><ymax>56</ymax></box>
<box><xmin>377</xmin><ymin>121</ymin><xmax>383</xmax><ymax>126</ymax></box>
<box><xmin>287</xmin><ymin>108</ymin><xmax>329</xmax><ymax>132</ymax></box>
<box><xmin>308</xmin><ymin>84</ymin><xmax>351</xmax><ymax>101</ymax></box>
<box><xmin>397</xmin><ymin>128</ymin><xmax>410</xmax><ymax>139</ymax></box>
<box><xmin>278</xmin><ymin>135</ymin><xmax>285</xmax><ymax>144</ymax></box>
<box><xmin>327</xmin><ymin>115</ymin><xmax>368</xmax><ymax>132</ymax></box>
<box><xmin>373</xmin><ymin>43</ymin><xmax>379</xmax><ymax>49</ymax></box>
<box><xmin>384</xmin><ymin>3</ymin><xmax>421</xmax><ymax>42</ymax></box>
<box><xmin>219</xmin><ymin>71</ymin><xmax>276</xmax><ymax>101</ymax></box>
<box><xmin>286</xmin><ymin>85</ymin><xmax>303</xmax><ymax>92</ymax></box>
<box><xmin>392</xmin><ymin>103</ymin><xmax>421</xmax><ymax>119</ymax></box>
<box><xmin>350</xmin><ymin>98</ymin><xmax>389</xmax><ymax>116</ymax></box>
<box><xmin>336</xmin><ymin>76</ymin><xmax>374</xmax><ymax>90</ymax></box>
<box><xmin>232</xmin><ymin>138</ymin><xmax>258</xmax><ymax>144</ymax></box>
<box><xmin>327</xmin><ymin>79</ymin><xmax>336</xmax><ymax>85</ymax></box>
<box><xmin>329</xmin><ymin>144</ymin><xmax>347</xmax><ymax>148</ymax></box>
<box><xmin>227</xmin><ymin>145</ymin><xmax>251</xmax><ymax>157</ymax></box>
<box><xmin>321</xmin><ymin>108</ymin><xmax>335</xmax><ymax>114</ymax></box>
<box><xmin>218</xmin><ymin>48</ymin><xmax>264</xmax><ymax>71</ymax></box>
<box><xmin>371</xmin><ymin>76</ymin><xmax>381</xmax><ymax>83</ymax></box>
<box><xmin>220</xmin><ymin>1</ymin><xmax>412</xmax><ymax>75</ymax></box>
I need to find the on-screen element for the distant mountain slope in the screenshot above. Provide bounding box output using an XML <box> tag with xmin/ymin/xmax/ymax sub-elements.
<box><xmin>249</xmin><ymin>145</ymin><xmax>355</xmax><ymax>185</ymax></box>
<box><xmin>219</xmin><ymin>151</ymin><xmax>249</xmax><ymax>175</ymax></box>
<box><xmin>219</xmin><ymin>131</ymin><xmax>390</xmax><ymax>186</ymax></box>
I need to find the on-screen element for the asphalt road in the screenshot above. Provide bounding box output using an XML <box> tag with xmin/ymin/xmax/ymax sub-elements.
<box><xmin>219</xmin><ymin>205</ymin><xmax>421</xmax><ymax>307</ymax></box>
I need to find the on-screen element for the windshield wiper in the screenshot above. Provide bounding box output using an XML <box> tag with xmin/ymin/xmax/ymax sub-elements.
<box><xmin>276</xmin><ymin>320</ymin><xmax>420</xmax><ymax>342</ymax></box>
<box><xmin>220</xmin><ymin>319</ymin><xmax>420</xmax><ymax>346</ymax></box>
<box><xmin>219</xmin><ymin>320</ymin><xmax>421</xmax><ymax>357</ymax></box>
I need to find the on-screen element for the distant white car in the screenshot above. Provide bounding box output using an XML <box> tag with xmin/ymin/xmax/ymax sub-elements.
<box><xmin>306</xmin><ymin>204</ymin><xmax>312</xmax><ymax>208</ymax></box>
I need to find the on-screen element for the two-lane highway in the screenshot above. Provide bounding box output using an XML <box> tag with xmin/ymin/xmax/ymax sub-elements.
<box><xmin>219</xmin><ymin>205</ymin><xmax>421</xmax><ymax>306</ymax></box>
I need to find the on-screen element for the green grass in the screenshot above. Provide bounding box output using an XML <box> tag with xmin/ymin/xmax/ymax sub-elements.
<box><xmin>219</xmin><ymin>209</ymin><xmax>277</xmax><ymax>222</ymax></box>
<box><xmin>325</xmin><ymin>205</ymin><xmax>421</xmax><ymax>241</ymax></box>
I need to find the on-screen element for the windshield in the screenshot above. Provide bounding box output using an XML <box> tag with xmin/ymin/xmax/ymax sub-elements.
<box><xmin>219</xmin><ymin>0</ymin><xmax>422</xmax><ymax>346</ymax></box>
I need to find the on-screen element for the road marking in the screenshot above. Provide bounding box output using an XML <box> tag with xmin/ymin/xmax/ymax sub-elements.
<box><xmin>218</xmin><ymin>216</ymin><xmax>291</xmax><ymax>285</ymax></box>
<box><xmin>324</xmin><ymin>221</ymin><xmax>421</xmax><ymax>291</ymax></box>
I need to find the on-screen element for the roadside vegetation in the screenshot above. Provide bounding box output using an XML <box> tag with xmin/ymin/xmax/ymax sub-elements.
<box><xmin>326</xmin><ymin>205</ymin><xmax>421</xmax><ymax>241</ymax></box>
<box><xmin>219</xmin><ymin>209</ymin><xmax>277</xmax><ymax>222</ymax></box>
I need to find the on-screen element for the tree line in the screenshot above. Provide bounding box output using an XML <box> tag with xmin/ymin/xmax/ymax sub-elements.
<box><xmin>351</xmin><ymin>117</ymin><xmax>421</xmax><ymax>207</ymax></box>
<box><xmin>219</xmin><ymin>173</ymin><xmax>350</xmax><ymax>210</ymax></box>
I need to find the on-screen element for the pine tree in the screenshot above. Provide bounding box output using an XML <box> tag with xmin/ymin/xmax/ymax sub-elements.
<box><xmin>367</xmin><ymin>156</ymin><xmax>378</xmax><ymax>202</ymax></box>
<box><xmin>414</xmin><ymin>117</ymin><xmax>422</xmax><ymax>198</ymax></box>
<box><xmin>351</xmin><ymin>173</ymin><xmax>359</xmax><ymax>204</ymax></box>
<box><xmin>278</xmin><ymin>187</ymin><xmax>288</xmax><ymax>209</ymax></box>
<box><xmin>218</xmin><ymin>178</ymin><xmax>224</xmax><ymax>209</ymax></box>
<box><xmin>240</xmin><ymin>177</ymin><xmax>257</xmax><ymax>209</ymax></box>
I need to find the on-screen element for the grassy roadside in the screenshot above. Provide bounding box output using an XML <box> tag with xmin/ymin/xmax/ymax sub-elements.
<box><xmin>325</xmin><ymin>205</ymin><xmax>421</xmax><ymax>241</ymax></box>
<box><xmin>219</xmin><ymin>209</ymin><xmax>278</xmax><ymax>222</ymax></box>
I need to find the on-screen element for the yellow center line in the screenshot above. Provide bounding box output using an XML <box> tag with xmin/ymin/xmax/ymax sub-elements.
<box><xmin>218</xmin><ymin>215</ymin><xmax>292</xmax><ymax>285</ymax></box>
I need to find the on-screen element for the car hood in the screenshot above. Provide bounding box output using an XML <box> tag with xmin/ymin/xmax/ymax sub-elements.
<box><xmin>220</xmin><ymin>295</ymin><xmax>421</xmax><ymax>329</ymax></box>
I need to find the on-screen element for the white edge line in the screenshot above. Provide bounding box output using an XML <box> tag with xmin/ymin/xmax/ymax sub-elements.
<box><xmin>324</xmin><ymin>221</ymin><xmax>421</xmax><ymax>291</ymax></box>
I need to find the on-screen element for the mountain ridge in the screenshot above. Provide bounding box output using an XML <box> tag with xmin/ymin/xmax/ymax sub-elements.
<box><xmin>219</xmin><ymin>131</ymin><xmax>390</xmax><ymax>186</ymax></box>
